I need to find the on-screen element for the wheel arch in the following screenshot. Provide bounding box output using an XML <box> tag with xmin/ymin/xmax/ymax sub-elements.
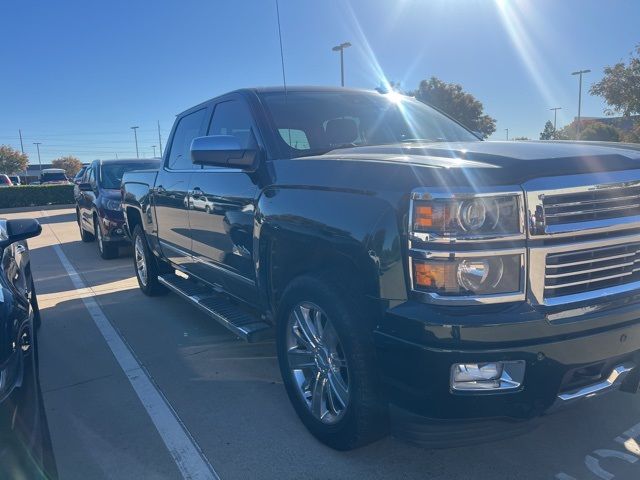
<box><xmin>255</xmin><ymin>187</ymin><xmax>405</xmax><ymax>320</ymax></box>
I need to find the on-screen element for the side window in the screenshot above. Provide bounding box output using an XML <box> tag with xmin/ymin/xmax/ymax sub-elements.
<box><xmin>87</xmin><ymin>167</ymin><xmax>95</xmax><ymax>184</ymax></box>
<box><xmin>208</xmin><ymin>100</ymin><xmax>254</xmax><ymax>149</ymax></box>
<box><xmin>167</xmin><ymin>108</ymin><xmax>207</xmax><ymax>170</ymax></box>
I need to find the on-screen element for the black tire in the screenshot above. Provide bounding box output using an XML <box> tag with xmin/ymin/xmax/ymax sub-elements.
<box><xmin>132</xmin><ymin>225</ymin><xmax>168</xmax><ymax>296</ymax></box>
<box><xmin>276</xmin><ymin>274</ymin><xmax>388</xmax><ymax>450</ymax></box>
<box><xmin>94</xmin><ymin>216</ymin><xmax>118</xmax><ymax>259</ymax></box>
<box><xmin>77</xmin><ymin>210</ymin><xmax>95</xmax><ymax>242</ymax></box>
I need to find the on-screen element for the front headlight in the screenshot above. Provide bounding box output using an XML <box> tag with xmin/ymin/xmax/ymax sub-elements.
<box><xmin>104</xmin><ymin>199</ymin><xmax>122</xmax><ymax>211</ymax></box>
<box><xmin>412</xmin><ymin>253</ymin><xmax>522</xmax><ymax>297</ymax></box>
<box><xmin>412</xmin><ymin>195</ymin><xmax>521</xmax><ymax>238</ymax></box>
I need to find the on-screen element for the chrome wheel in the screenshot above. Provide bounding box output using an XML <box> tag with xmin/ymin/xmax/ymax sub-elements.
<box><xmin>134</xmin><ymin>235</ymin><xmax>148</xmax><ymax>286</ymax></box>
<box><xmin>286</xmin><ymin>302</ymin><xmax>350</xmax><ymax>424</ymax></box>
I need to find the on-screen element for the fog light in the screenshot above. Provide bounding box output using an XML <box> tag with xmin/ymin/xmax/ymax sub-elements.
<box><xmin>451</xmin><ymin>361</ymin><xmax>525</xmax><ymax>392</ymax></box>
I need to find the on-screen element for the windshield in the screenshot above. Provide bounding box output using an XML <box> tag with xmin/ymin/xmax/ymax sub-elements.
<box><xmin>260</xmin><ymin>91</ymin><xmax>479</xmax><ymax>158</ymax></box>
<box><xmin>99</xmin><ymin>162</ymin><xmax>158</xmax><ymax>189</ymax></box>
<box><xmin>41</xmin><ymin>172</ymin><xmax>67</xmax><ymax>182</ymax></box>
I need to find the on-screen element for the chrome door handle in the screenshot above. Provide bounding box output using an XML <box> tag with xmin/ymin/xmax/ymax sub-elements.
<box><xmin>15</xmin><ymin>244</ymin><xmax>26</xmax><ymax>254</ymax></box>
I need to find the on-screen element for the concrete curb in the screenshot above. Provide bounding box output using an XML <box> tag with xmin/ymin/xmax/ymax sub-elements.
<box><xmin>0</xmin><ymin>204</ymin><xmax>75</xmax><ymax>214</ymax></box>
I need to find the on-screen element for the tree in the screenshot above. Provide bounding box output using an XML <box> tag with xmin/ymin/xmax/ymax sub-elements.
<box><xmin>590</xmin><ymin>45</ymin><xmax>640</xmax><ymax>116</ymax></box>
<box><xmin>52</xmin><ymin>155</ymin><xmax>83</xmax><ymax>178</ymax></box>
<box><xmin>579</xmin><ymin>122</ymin><xmax>621</xmax><ymax>142</ymax></box>
<box><xmin>539</xmin><ymin>120</ymin><xmax>556</xmax><ymax>140</ymax></box>
<box><xmin>621</xmin><ymin>124</ymin><xmax>640</xmax><ymax>143</ymax></box>
<box><xmin>0</xmin><ymin>145</ymin><xmax>28</xmax><ymax>175</ymax></box>
<box><xmin>411</xmin><ymin>77</ymin><xmax>496</xmax><ymax>138</ymax></box>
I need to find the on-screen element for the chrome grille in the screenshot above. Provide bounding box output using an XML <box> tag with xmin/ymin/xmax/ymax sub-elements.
<box><xmin>543</xmin><ymin>184</ymin><xmax>640</xmax><ymax>226</ymax></box>
<box><xmin>544</xmin><ymin>241</ymin><xmax>640</xmax><ymax>298</ymax></box>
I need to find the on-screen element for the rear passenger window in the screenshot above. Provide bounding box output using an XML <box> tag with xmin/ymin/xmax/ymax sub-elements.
<box><xmin>208</xmin><ymin>100</ymin><xmax>254</xmax><ymax>149</ymax></box>
<box><xmin>167</xmin><ymin>108</ymin><xmax>207</xmax><ymax>170</ymax></box>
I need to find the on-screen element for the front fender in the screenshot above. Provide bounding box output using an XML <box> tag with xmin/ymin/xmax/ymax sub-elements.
<box><xmin>255</xmin><ymin>186</ymin><xmax>407</xmax><ymax>312</ymax></box>
<box><xmin>122</xmin><ymin>183</ymin><xmax>155</xmax><ymax>236</ymax></box>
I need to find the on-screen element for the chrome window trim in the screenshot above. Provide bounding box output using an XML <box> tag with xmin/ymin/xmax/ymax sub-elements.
<box><xmin>408</xmin><ymin>249</ymin><xmax>526</xmax><ymax>305</ymax></box>
<box><xmin>524</xmin><ymin>169</ymin><xmax>640</xmax><ymax>238</ymax></box>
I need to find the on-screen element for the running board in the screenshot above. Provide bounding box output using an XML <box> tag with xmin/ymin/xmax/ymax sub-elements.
<box><xmin>158</xmin><ymin>273</ymin><xmax>273</xmax><ymax>343</ymax></box>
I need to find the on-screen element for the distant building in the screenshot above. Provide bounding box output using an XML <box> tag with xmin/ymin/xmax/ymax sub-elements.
<box><xmin>577</xmin><ymin>115</ymin><xmax>640</xmax><ymax>132</ymax></box>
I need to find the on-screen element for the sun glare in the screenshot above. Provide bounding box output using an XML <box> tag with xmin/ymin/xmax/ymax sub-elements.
<box><xmin>494</xmin><ymin>0</ymin><xmax>557</xmax><ymax>108</ymax></box>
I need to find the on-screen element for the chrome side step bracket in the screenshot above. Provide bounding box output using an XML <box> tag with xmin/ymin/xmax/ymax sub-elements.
<box><xmin>158</xmin><ymin>273</ymin><xmax>273</xmax><ymax>343</ymax></box>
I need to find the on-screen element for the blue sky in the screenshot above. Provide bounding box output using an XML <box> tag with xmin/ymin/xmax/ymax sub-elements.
<box><xmin>0</xmin><ymin>0</ymin><xmax>638</xmax><ymax>163</ymax></box>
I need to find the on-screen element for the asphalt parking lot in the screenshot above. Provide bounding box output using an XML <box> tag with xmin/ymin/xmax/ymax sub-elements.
<box><xmin>7</xmin><ymin>205</ymin><xmax>640</xmax><ymax>479</ymax></box>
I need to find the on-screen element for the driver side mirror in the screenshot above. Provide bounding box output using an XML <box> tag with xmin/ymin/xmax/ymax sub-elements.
<box><xmin>191</xmin><ymin>135</ymin><xmax>261</xmax><ymax>170</ymax></box>
<box><xmin>0</xmin><ymin>219</ymin><xmax>42</xmax><ymax>248</ymax></box>
<box><xmin>79</xmin><ymin>182</ymin><xmax>93</xmax><ymax>192</ymax></box>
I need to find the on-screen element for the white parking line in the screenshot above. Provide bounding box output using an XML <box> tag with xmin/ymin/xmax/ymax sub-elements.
<box><xmin>52</xmin><ymin>243</ymin><xmax>219</xmax><ymax>480</ymax></box>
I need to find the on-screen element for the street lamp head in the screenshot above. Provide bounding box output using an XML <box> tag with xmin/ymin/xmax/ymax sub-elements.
<box><xmin>332</xmin><ymin>42</ymin><xmax>352</xmax><ymax>51</ymax></box>
<box><xmin>571</xmin><ymin>69</ymin><xmax>591</xmax><ymax>75</ymax></box>
<box><xmin>131</xmin><ymin>126</ymin><xmax>139</xmax><ymax>130</ymax></box>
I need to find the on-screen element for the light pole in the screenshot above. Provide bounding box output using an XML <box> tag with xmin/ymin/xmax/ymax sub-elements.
<box><xmin>131</xmin><ymin>126</ymin><xmax>140</xmax><ymax>158</ymax></box>
<box><xmin>157</xmin><ymin>121</ymin><xmax>163</xmax><ymax>157</ymax></box>
<box><xmin>505</xmin><ymin>128</ymin><xmax>509</xmax><ymax>141</ymax></box>
<box><xmin>550</xmin><ymin>107</ymin><xmax>562</xmax><ymax>131</ymax></box>
<box><xmin>152</xmin><ymin>145</ymin><xmax>157</xmax><ymax>158</ymax></box>
<box><xmin>571</xmin><ymin>69</ymin><xmax>590</xmax><ymax>139</ymax></box>
<box><xmin>332</xmin><ymin>42</ymin><xmax>351</xmax><ymax>87</ymax></box>
<box><xmin>33</xmin><ymin>142</ymin><xmax>42</xmax><ymax>174</ymax></box>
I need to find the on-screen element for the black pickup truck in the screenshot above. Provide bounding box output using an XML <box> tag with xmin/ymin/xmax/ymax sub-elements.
<box><xmin>122</xmin><ymin>86</ymin><xmax>640</xmax><ymax>450</ymax></box>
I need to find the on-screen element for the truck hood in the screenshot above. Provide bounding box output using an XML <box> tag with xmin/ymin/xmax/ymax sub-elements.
<box><xmin>320</xmin><ymin>141</ymin><xmax>640</xmax><ymax>176</ymax></box>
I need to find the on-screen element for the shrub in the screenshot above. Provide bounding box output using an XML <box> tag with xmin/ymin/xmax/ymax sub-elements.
<box><xmin>0</xmin><ymin>184</ymin><xmax>75</xmax><ymax>209</ymax></box>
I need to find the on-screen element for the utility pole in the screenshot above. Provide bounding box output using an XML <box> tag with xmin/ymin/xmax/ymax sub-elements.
<box><xmin>550</xmin><ymin>107</ymin><xmax>562</xmax><ymax>131</ymax></box>
<box><xmin>152</xmin><ymin>145</ymin><xmax>157</xmax><ymax>158</ymax></box>
<box><xmin>131</xmin><ymin>126</ymin><xmax>140</xmax><ymax>158</ymax></box>
<box><xmin>33</xmin><ymin>142</ymin><xmax>42</xmax><ymax>174</ymax></box>
<box><xmin>571</xmin><ymin>69</ymin><xmax>591</xmax><ymax>139</ymax></box>
<box><xmin>332</xmin><ymin>42</ymin><xmax>352</xmax><ymax>87</ymax></box>
<box><xmin>157</xmin><ymin>121</ymin><xmax>163</xmax><ymax>157</ymax></box>
<box><xmin>505</xmin><ymin>128</ymin><xmax>509</xmax><ymax>141</ymax></box>
<box><xmin>18</xmin><ymin>130</ymin><xmax>24</xmax><ymax>153</ymax></box>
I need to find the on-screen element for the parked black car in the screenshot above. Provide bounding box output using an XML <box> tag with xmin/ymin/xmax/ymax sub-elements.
<box><xmin>0</xmin><ymin>218</ymin><xmax>53</xmax><ymax>477</ymax></box>
<box><xmin>76</xmin><ymin>158</ymin><xmax>160</xmax><ymax>259</ymax></box>
<box><xmin>123</xmin><ymin>86</ymin><xmax>640</xmax><ymax>450</ymax></box>
<box><xmin>73</xmin><ymin>166</ymin><xmax>87</xmax><ymax>184</ymax></box>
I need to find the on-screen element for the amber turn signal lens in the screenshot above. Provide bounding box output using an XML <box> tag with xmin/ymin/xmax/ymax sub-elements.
<box><xmin>414</xmin><ymin>262</ymin><xmax>443</xmax><ymax>287</ymax></box>
<box><xmin>414</xmin><ymin>205</ymin><xmax>433</xmax><ymax>228</ymax></box>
